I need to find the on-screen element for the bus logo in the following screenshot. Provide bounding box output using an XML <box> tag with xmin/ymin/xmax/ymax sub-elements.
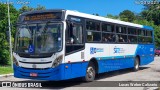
<box><xmin>90</xmin><ymin>47</ymin><xmax>104</xmax><ymax>54</ymax></box>
<box><xmin>114</xmin><ymin>46</ymin><xmax>125</xmax><ymax>53</ymax></box>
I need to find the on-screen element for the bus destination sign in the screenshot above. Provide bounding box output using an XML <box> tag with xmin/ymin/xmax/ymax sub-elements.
<box><xmin>23</xmin><ymin>12</ymin><xmax>62</xmax><ymax>21</ymax></box>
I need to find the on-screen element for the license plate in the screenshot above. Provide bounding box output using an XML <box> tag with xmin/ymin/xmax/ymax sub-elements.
<box><xmin>30</xmin><ymin>73</ymin><xmax>38</xmax><ymax>77</ymax></box>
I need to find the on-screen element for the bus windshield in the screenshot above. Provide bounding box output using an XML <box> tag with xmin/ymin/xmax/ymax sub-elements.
<box><xmin>15</xmin><ymin>23</ymin><xmax>62</xmax><ymax>54</ymax></box>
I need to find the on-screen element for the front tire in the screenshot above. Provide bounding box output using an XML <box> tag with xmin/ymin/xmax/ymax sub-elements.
<box><xmin>134</xmin><ymin>57</ymin><xmax>140</xmax><ymax>71</ymax></box>
<box><xmin>84</xmin><ymin>62</ymin><xmax>96</xmax><ymax>82</ymax></box>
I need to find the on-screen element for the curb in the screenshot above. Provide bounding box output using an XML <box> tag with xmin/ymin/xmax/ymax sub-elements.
<box><xmin>0</xmin><ymin>73</ymin><xmax>13</xmax><ymax>78</ymax></box>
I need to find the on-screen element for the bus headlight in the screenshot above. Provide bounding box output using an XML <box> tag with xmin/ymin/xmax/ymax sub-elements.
<box><xmin>13</xmin><ymin>56</ymin><xmax>19</xmax><ymax>66</ymax></box>
<box><xmin>52</xmin><ymin>55</ymin><xmax>63</xmax><ymax>68</ymax></box>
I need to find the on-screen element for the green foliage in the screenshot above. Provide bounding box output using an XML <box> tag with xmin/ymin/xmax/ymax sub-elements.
<box><xmin>106</xmin><ymin>14</ymin><xmax>119</xmax><ymax>19</ymax></box>
<box><xmin>141</xmin><ymin>4</ymin><xmax>160</xmax><ymax>25</ymax></box>
<box><xmin>119</xmin><ymin>10</ymin><xmax>135</xmax><ymax>22</ymax></box>
<box><xmin>133</xmin><ymin>19</ymin><xmax>155</xmax><ymax>26</ymax></box>
<box><xmin>154</xmin><ymin>26</ymin><xmax>160</xmax><ymax>47</ymax></box>
<box><xmin>19</xmin><ymin>5</ymin><xmax>45</xmax><ymax>13</ymax></box>
<box><xmin>0</xmin><ymin>3</ymin><xmax>19</xmax><ymax>65</ymax></box>
<box><xmin>0</xmin><ymin>66</ymin><xmax>13</xmax><ymax>74</ymax></box>
<box><xmin>0</xmin><ymin>49</ymin><xmax>10</xmax><ymax>65</ymax></box>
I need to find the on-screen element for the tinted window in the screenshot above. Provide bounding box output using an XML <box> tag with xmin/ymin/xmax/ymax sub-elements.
<box><xmin>66</xmin><ymin>24</ymin><xmax>83</xmax><ymax>44</ymax></box>
<box><xmin>116</xmin><ymin>26</ymin><xmax>127</xmax><ymax>34</ymax></box>
<box><xmin>65</xmin><ymin>22</ymin><xmax>84</xmax><ymax>54</ymax></box>
<box><xmin>145</xmin><ymin>37</ymin><xmax>152</xmax><ymax>43</ymax></box>
<box><xmin>102</xmin><ymin>33</ymin><xmax>115</xmax><ymax>42</ymax></box>
<box><xmin>138</xmin><ymin>36</ymin><xmax>145</xmax><ymax>43</ymax></box>
<box><xmin>118</xmin><ymin>34</ymin><xmax>127</xmax><ymax>43</ymax></box>
<box><xmin>72</xmin><ymin>25</ymin><xmax>83</xmax><ymax>44</ymax></box>
<box><xmin>128</xmin><ymin>28</ymin><xmax>137</xmax><ymax>35</ymax></box>
<box><xmin>138</xmin><ymin>30</ymin><xmax>145</xmax><ymax>36</ymax></box>
<box><xmin>86</xmin><ymin>21</ymin><xmax>100</xmax><ymax>31</ymax></box>
<box><xmin>146</xmin><ymin>31</ymin><xmax>152</xmax><ymax>36</ymax></box>
<box><xmin>87</xmin><ymin>31</ymin><xmax>101</xmax><ymax>42</ymax></box>
<box><xmin>102</xmin><ymin>23</ymin><xmax>114</xmax><ymax>32</ymax></box>
<box><xmin>128</xmin><ymin>35</ymin><xmax>137</xmax><ymax>43</ymax></box>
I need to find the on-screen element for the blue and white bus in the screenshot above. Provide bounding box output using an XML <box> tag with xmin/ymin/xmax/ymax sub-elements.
<box><xmin>13</xmin><ymin>9</ymin><xmax>154</xmax><ymax>81</ymax></box>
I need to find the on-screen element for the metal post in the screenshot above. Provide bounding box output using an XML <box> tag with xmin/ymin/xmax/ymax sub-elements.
<box><xmin>7</xmin><ymin>0</ymin><xmax>13</xmax><ymax>68</ymax></box>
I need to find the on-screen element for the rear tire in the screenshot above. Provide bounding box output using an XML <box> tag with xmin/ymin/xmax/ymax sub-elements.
<box><xmin>83</xmin><ymin>62</ymin><xmax>96</xmax><ymax>82</ymax></box>
<box><xmin>133</xmin><ymin>57</ymin><xmax>140</xmax><ymax>71</ymax></box>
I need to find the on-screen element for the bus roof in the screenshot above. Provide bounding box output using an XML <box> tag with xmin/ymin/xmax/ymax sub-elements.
<box><xmin>19</xmin><ymin>9</ymin><xmax>153</xmax><ymax>30</ymax></box>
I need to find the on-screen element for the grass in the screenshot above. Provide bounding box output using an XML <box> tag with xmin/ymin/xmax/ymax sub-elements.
<box><xmin>0</xmin><ymin>65</ymin><xmax>13</xmax><ymax>75</ymax></box>
<box><xmin>0</xmin><ymin>59</ymin><xmax>13</xmax><ymax>75</ymax></box>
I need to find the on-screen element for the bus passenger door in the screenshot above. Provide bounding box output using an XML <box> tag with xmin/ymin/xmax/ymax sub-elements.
<box><xmin>65</xmin><ymin>21</ymin><xmax>85</xmax><ymax>79</ymax></box>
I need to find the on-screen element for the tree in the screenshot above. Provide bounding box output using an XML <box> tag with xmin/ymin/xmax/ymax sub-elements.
<box><xmin>19</xmin><ymin>5</ymin><xmax>45</xmax><ymax>13</ymax></box>
<box><xmin>141</xmin><ymin>4</ymin><xmax>160</xmax><ymax>25</ymax></box>
<box><xmin>119</xmin><ymin>10</ymin><xmax>135</xmax><ymax>22</ymax></box>
<box><xmin>19</xmin><ymin>6</ymin><xmax>34</xmax><ymax>13</ymax></box>
<box><xmin>36</xmin><ymin>5</ymin><xmax>45</xmax><ymax>10</ymax></box>
<box><xmin>0</xmin><ymin>3</ymin><xmax>19</xmax><ymax>65</ymax></box>
<box><xmin>106</xmin><ymin>14</ymin><xmax>119</xmax><ymax>19</ymax></box>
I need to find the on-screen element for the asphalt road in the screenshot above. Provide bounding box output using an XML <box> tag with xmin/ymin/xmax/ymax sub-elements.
<box><xmin>0</xmin><ymin>56</ymin><xmax>160</xmax><ymax>90</ymax></box>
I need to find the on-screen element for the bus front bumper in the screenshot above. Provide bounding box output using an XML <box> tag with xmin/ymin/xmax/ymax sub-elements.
<box><xmin>13</xmin><ymin>64</ymin><xmax>65</xmax><ymax>81</ymax></box>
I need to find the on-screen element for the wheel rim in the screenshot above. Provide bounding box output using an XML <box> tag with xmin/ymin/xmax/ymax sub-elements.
<box><xmin>87</xmin><ymin>67</ymin><xmax>95</xmax><ymax>80</ymax></box>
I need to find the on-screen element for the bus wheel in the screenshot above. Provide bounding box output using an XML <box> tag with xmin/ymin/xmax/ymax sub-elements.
<box><xmin>134</xmin><ymin>57</ymin><xmax>140</xmax><ymax>71</ymax></box>
<box><xmin>84</xmin><ymin>62</ymin><xmax>96</xmax><ymax>82</ymax></box>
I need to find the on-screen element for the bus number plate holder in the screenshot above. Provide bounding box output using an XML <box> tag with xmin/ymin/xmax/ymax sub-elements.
<box><xmin>30</xmin><ymin>73</ymin><xmax>38</xmax><ymax>77</ymax></box>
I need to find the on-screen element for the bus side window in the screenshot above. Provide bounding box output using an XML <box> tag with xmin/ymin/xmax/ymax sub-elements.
<box><xmin>72</xmin><ymin>24</ymin><xmax>83</xmax><ymax>44</ymax></box>
<box><xmin>87</xmin><ymin>31</ymin><xmax>93</xmax><ymax>41</ymax></box>
<box><xmin>118</xmin><ymin>35</ymin><xmax>127</xmax><ymax>43</ymax></box>
<box><xmin>66</xmin><ymin>22</ymin><xmax>84</xmax><ymax>54</ymax></box>
<box><xmin>66</xmin><ymin>22</ymin><xmax>83</xmax><ymax>44</ymax></box>
<box><xmin>102</xmin><ymin>33</ymin><xmax>114</xmax><ymax>43</ymax></box>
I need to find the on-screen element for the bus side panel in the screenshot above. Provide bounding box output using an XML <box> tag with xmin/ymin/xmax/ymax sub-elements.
<box><xmin>64</xmin><ymin>62</ymin><xmax>88</xmax><ymax>80</ymax></box>
<box><xmin>64</xmin><ymin>63</ymin><xmax>72</xmax><ymax>79</ymax></box>
<box><xmin>136</xmin><ymin>44</ymin><xmax>154</xmax><ymax>66</ymax></box>
<box><xmin>65</xmin><ymin>62</ymin><xmax>88</xmax><ymax>79</ymax></box>
<box><xmin>98</xmin><ymin>60</ymin><xmax>106</xmax><ymax>73</ymax></box>
<box><xmin>64</xmin><ymin>49</ymin><xmax>89</xmax><ymax>80</ymax></box>
<box><xmin>98</xmin><ymin>58</ymin><xmax>134</xmax><ymax>73</ymax></box>
<box><xmin>85</xmin><ymin>44</ymin><xmax>137</xmax><ymax>74</ymax></box>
